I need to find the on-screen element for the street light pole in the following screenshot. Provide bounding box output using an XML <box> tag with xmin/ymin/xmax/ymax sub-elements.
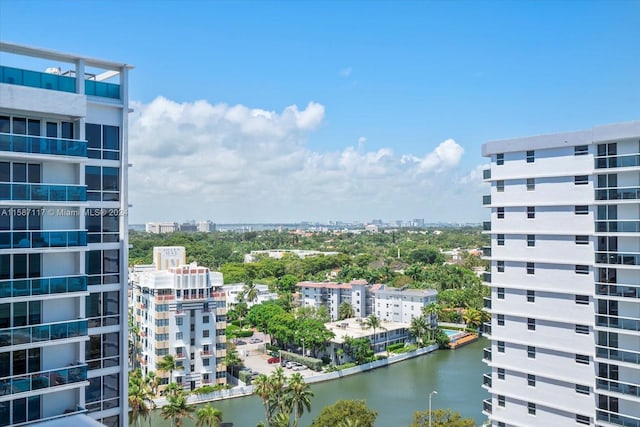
<box><xmin>429</xmin><ymin>390</ymin><xmax>438</xmax><ymax>427</ymax></box>
<box><xmin>302</xmin><ymin>338</ymin><xmax>305</xmax><ymax>356</ymax></box>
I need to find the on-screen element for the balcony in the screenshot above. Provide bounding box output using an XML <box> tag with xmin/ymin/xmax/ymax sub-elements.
<box><xmin>483</xmin><ymin>373</ymin><xmax>492</xmax><ymax>388</ymax></box>
<box><xmin>482</xmin><ymin>246</ymin><xmax>491</xmax><ymax>257</ymax></box>
<box><xmin>0</xmin><ymin>133</ymin><xmax>87</xmax><ymax>157</ymax></box>
<box><xmin>174</xmin><ymin>310</ymin><xmax>186</xmax><ymax>316</ymax></box>
<box><xmin>596</xmin><ymin>154</ymin><xmax>640</xmax><ymax>169</ymax></box>
<box><xmin>596</xmin><ymin>220</ymin><xmax>640</xmax><ymax>233</ymax></box>
<box><xmin>0</xmin><ymin>319</ymin><xmax>88</xmax><ymax>347</ymax></box>
<box><xmin>0</xmin><ymin>364</ymin><xmax>87</xmax><ymax>397</ymax></box>
<box><xmin>0</xmin><ymin>183</ymin><xmax>86</xmax><ymax>202</ymax></box>
<box><xmin>483</xmin><ymin>195</ymin><xmax>491</xmax><ymax>205</ymax></box>
<box><xmin>483</xmin><ymin>322</ymin><xmax>492</xmax><ymax>336</ymax></box>
<box><xmin>596</xmin><ymin>283</ymin><xmax>640</xmax><ymax>299</ymax></box>
<box><xmin>0</xmin><ymin>65</ymin><xmax>120</xmax><ymax>99</ymax></box>
<box><xmin>596</xmin><ymin>345</ymin><xmax>640</xmax><ymax>365</ymax></box>
<box><xmin>200</xmin><ymin>351</ymin><xmax>212</xmax><ymax>357</ymax></box>
<box><xmin>482</xmin><ymin>221</ymin><xmax>491</xmax><ymax>231</ymax></box>
<box><xmin>596</xmin><ymin>315</ymin><xmax>640</xmax><ymax>332</ymax></box>
<box><xmin>483</xmin><ymin>297</ymin><xmax>492</xmax><ymax>310</ymax></box>
<box><xmin>596</xmin><ymin>252</ymin><xmax>640</xmax><ymax>266</ymax></box>
<box><xmin>596</xmin><ymin>377</ymin><xmax>640</xmax><ymax>398</ymax></box>
<box><xmin>483</xmin><ymin>272</ymin><xmax>491</xmax><ymax>283</ymax></box>
<box><xmin>0</xmin><ymin>275</ymin><xmax>86</xmax><ymax>299</ymax></box>
<box><xmin>0</xmin><ymin>230</ymin><xmax>87</xmax><ymax>249</ymax></box>
<box><xmin>596</xmin><ymin>410</ymin><xmax>640</xmax><ymax>427</ymax></box>
<box><xmin>596</xmin><ymin>187</ymin><xmax>640</xmax><ymax>201</ymax></box>
<box><xmin>483</xmin><ymin>168</ymin><xmax>491</xmax><ymax>180</ymax></box>
<box><xmin>216</xmin><ymin>307</ymin><xmax>226</xmax><ymax>316</ymax></box>
<box><xmin>175</xmin><ymin>353</ymin><xmax>186</xmax><ymax>360</ymax></box>
<box><xmin>483</xmin><ymin>347</ymin><xmax>492</xmax><ymax>362</ymax></box>
<box><xmin>482</xmin><ymin>399</ymin><xmax>492</xmax><ymax>415</ymax></box>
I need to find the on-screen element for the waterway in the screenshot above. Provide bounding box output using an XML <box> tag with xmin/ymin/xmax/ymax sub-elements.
<box><xmin>146</xmin><ymin>337</ymin><xmax>489</xmax><ymax>427</ymax></box>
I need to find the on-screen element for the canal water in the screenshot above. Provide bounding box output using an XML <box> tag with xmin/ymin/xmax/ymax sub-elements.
<box><xmin>146</xmin><ymin>337</ymin><xmax>489</xmax><ymax>427</ymax></box>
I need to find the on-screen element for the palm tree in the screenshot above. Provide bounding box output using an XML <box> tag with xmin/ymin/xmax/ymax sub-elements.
<box><xmin>157</xmin><ymin>354</ymin><xmax>177</xmax><ymax>384</ymax></box>
<box><xmin>163</xmin><ymin>382</ymin><xmax>183</xmax><ymax>399</ymax></box>
<box><xmin>338</xmin><ymin>302</ymin><xmax>355</xmax><ymax>320</ymax></box>
<box><xmin>128</xmin><ymin>373</ymin><xmax>156</xmax><ymax>427</ymax></box>
<box><xmin>286</xmin><ymin>372</ymin><xmax>314</xmax><ymax>427</ymax></box>
<box><xmin>243</xmin><ymin>280</ymin><xmax>259</xmax><ymax>305</ymax></box>
<box><xmin>147</xmin><ymin>370</ymin><xmax>160</xmax><ymax>397</ymax></box>
<box><xmin>195</xmin><ymin>403</ymin><xmax>223</xmax><ymax>427</ymax></box>
<box><xmin>161</xmin><ymin>394</ymin><xmax>194</xmax><ymax>427</ymax></box>
<box><xmin>463</xmin><ymin>307</ymin><xmax>483</xmax><ymax>330</ymax></box>
<box><xmin>362</xmin><ymin>314</ymin><xmax>386</xmax><ymax>353</ymax></box>
<box><xmin>409</xmin><ymin>315</ymin><xmax>429</xmax><ymax>346</ymax></box>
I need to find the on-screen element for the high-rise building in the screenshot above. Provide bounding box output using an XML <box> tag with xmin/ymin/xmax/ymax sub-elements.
<box><xmin>0</xmin><ymin>42</ymin><xmax>130</xmax><ymax>426</ymax></box>
<box><xmin>481</xmin><ymin>121</ymin><xmax>640</xmax><ymax>427</ymax></box>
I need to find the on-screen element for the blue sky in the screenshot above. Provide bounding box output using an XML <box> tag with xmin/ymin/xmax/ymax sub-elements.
<box><xmin>1</xmin><ymin>1</ymin><xmax>639</xmax><ymax>224</ymax></box>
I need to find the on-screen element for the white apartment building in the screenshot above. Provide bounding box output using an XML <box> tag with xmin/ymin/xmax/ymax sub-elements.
<box><xmin>221</xmin><ymin>283</ymin><xmax>278</xmax><ymax>308</ymax></box>
<box><xmin>0</xmin><ymin>43</ymin><xmax>130</xmax><ymax>427</ymax></box>
<box><xmin>482</xmin><ymin>121</ymin><xmax>640</xmax><ymax>427</ymax></box>
<box><xmin>374</xmin><ymin>286</ymin><xmax>437</xmax><ymax>325</ymax></box>
<box><xmin>131</xmin><ymin>247</ymin><xmax>227</xmax><ymax>392</ymax></box>
<box><xmin>145</xmin><ymin>222</ymin><xmax>179</xmax><ymax>234</ymax></box>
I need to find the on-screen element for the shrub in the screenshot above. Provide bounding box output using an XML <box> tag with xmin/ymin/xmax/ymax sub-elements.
<box><xmin>238</xmin><ymin>370</ymin><xmax>253</xmax><ymax>384</ymax></box>
<box><xmin>266</xmin><ymin>343</ymin><xmax>280</xmax><ymax>352</ymax></box>
<box><xmin>280</xmin><ymin>350</ymin><xmax>323</xmax><ymax>371</ymax></box>
<box><xmin>386</xmin><ymin>343</ymin><xmax>405</xmax><ymax>352</ymax></box>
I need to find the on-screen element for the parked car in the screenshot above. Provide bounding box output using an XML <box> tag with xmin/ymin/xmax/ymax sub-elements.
<box><xmin>249</xmin><ymin>338</ymin><xmax>263</xmax><ymax>344</ymax></box>
<box><xmin>285</xmin><ymin>362</ymin><xmax>294</xmax><ymax>369</ymax></box>
<box><xmin>267</xmin><ymin>357</ymin><xmax>280</xmax><ymax>364</ymax></box>
<box><xmin>293</xmin><ymin>365</ymin><xmax>305</xmax><ymax>371</ymax></box>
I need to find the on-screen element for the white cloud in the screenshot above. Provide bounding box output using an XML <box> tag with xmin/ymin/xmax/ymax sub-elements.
<box><xmin>339</xmin><ymin>67</ymin><xmax>352</xmax><ymax>77</ymax></box>
<box><xmin>128</xmin><ymin>97</ymin><xmax>480</xmax><ymax>223</ymax></box>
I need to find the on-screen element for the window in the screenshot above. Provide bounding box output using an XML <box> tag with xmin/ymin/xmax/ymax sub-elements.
<box><xmin>575</xmin><ymin>235</ymin><xmax>589</xmax><ymax>245</ymax></box>
<box><xmin>526</xmin><ymin>150</ymin><xmax>535</xmax><ymax>163</ymax></box>
<box><xmin>527</xmin><ymin>374</ymin><xmax>536</xmax><ymax>387</ymax></box>
<box><xmin>526</xmin><ymin>178</ymin><xmax>535</xmax><ymax>191</ymax></box>
<box><xmin>527</xmin><ymin>318</ymin><xmax>536</xmax><ymax>331</ymax></box>
<box><xmin>574</xmin><ymin>145</ymin><xmax>588</xmax><ymax>156</ymax></box>
<box><xmin>176</xmin><ymin>317</ymin><xmax>183</xmax><ymax>326</ymax></box>
<box><xmin>497</xmin><ymin>288</ymin><xmax>505</xmax><ymax>299</ymax></box>
<box><xmin>497</xmin><ymin>180</ymin><xmax>504</xmax><ymax>192</ymax></box>
<box><xmin>202</xmin><ymin>316</ymin><xmax>209</xmax><ymax>324</ymax></box>
<box><xmin>202</xmin><ymin>330</ymin><xmax>210</xmax><ymax>338</ymax></box>
<box><xmin>527</xmin><ymin>290</ymin><xmax>535</xmax><ymax>303</ymax></box>
<box><xmin>575</xmin><ymin>295</ymin><xmax>589</xmax><ymax>305</ymax></box>
<box><xmin>497</xmin><ymin>368</ymin><xmax>505</xmax><ymax>379</ymax></box>
<box><xmin>86</xmin><ymin>123</ymin><xmax>121</xmax><ymax>160</ymax></box>
<box><xmin>527</xmin><ymin>235</ymin><xmax>535</xmax><ymax>247</ymax></box>
<box><xmin>498</xmin><ymin>395</ymin><xmax>505</xmax><ymax>407</ymax></box>
<box><xmin>496</xmin><ymin>153</ymin><xmax>504</xmax><ymax>166</ymax></box>
<box><xmin>575</xmin><ymin>354</ymin><xmax>589</xmax><ymax>364</ymax></box>
<box><xmin>528</xmin><ymin>402</ymin><xmax>536</xmax><ymax>415</ymax></box>
<box><xmin>497</xmin><ymin>234</ymin><xmax>505</xmax><ymax>246</ymax></box>
<box><xmin>175</xmin><ymin>332</ymin><xmax>183</xmax><ymax>340</ymax></box>
<box><xmin>575</xmin><ymin>384</ymin><xmax>589</xmax><ymax>395</ymax></box>
<box><xmin>526</xmin><ymin>262</ymin><xmax>535</xmax><ymax>275</ymax></box>
<box><xmin>576</xmin><ymin>415</ymin><xmax>590</xmax><ymax>425</ymax></box>
<box><xmin>575</xmin><ymin>324</ymin><xmax>589</xmax><ymax>334</ymax></box>
<box><xmin>527</xmin><ymin>346</ymin><xmax>536</xmax><ymax>358</ymax></box>
<box><xmin>574</xmin><ymin>175</ymin><xmax>588</xmax><ymax>185</ymax></box>
<box><xmin>575</xmin><ymin>205</ymin><xmax>589</xmax><ymax>215</ymax></box>
<box><xmin>497</xmin><ymin>314</ymin><xmax>505</xmax><ymax>326</ymax></box>
<box><xmin>497</xmin><ymin>207</ymin><xmax>504</xmax><ymax>219</ymax></box>
<box><xmin>203</xmin><ymin>359</ymin><xmax>210</xmax><ymax>366</ymax></box>
<box><xmin>527</xmin><ymin>206</ymin><xmax>535</xmax><ymax>219</ymax></box>
<box><xmin>497</xmin><ymin>341</ymin><xmax>505</xmax><ymax>353</ymax></box>
<box><xmin>575</xmin><ymin>265</ymin><xmax>589</xmax><ymax>275</ymax></box>
<box><xmin>497</xmin><ymin>261</ymin><xmax>505</xmax><ymax>273</ymax></box>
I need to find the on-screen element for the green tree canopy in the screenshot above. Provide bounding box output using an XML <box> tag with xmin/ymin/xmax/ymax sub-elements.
<box><xmin>409</xmin><ymin>409</ymin><xmax>477</xmax><ymax>427</ymax></box>
<box><xmin>309</xmin><ymin>399</ymin><xmax>377</xmax><ymax>427</ymax></box>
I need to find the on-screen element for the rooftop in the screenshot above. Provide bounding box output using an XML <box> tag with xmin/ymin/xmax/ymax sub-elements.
<box><xmin>326</xmin><ymin>317</ymin><xmax>409</xmax><ymax>344</ymax></box>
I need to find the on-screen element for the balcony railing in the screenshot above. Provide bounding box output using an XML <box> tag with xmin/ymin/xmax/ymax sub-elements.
<box><xmin>596</xmin><ymin>252</ymin><xmax>640</xmax><ymax>266</ymax></box>
<box><xmin>0</xmin><ymin>275</ymin><xmax>86</xmax><ymax>298</ymax></box>
<box><xmin>0</xmin><ymin>230</ymin><xmax>87</xmax><ymax>249</ymax></box>
<box><xmin>0</xmin><ymin>319</ymin><xmax>88</xmax><ymax>347</ymax></box>
<box><xmin>482</xmin><ymin>221</ymin><xmax>491</xmax><ymax>231</ymax></box>
<box><xmin>596</xmin><ymin>345</ymin><xmax>640</xmax><ymax>365</ymax></box>
<box><xmin>596</xmin><ymin>187</ymin><xmax>640</xmax><ymax>201</ymax></box>
<box><xmin>596</xmin><ymin>283</ymin><xmax>640</xmax><ymax>299</ymax></box>
<box><xmin>483</xmin><ymin>347</ymin><xmax>492</xmax><ymax>361</ymax></box>
<box><xmin>596</xmin><ymin>154</ymin><xmax>640</xmax><ymax>169</ymax></box>
<box><xmin>0</xmin><ymin>183</ymin><xmax>86</xmax><ymax>202</ymax></box>
<box><xmin>0</xmin><ymin>133</ymin><xmax>87</xmax><ymax>157</ymax></box>
<box><xmin>483</xmin><ymin>195</ymin><xmax>491</xmax><ymax>205</ymax></box>
<box><xmin>596</xmin><ymin>220</ymin><xmax>640</xmax><ymax>233</ymax></box>
<box><xmin>483</xmin><ymin>399</ymin><xmax>492</xmax><ymax>414</ymax></box>
<box><xmin>483</xmin><ymin>322</ymin><xmax>492</xmax><ymax>336</ymax></box>
<box><xmin>596</xmin><ymin>377</ymin><xmax>640</xmax><ymax>398</ymax></box>
<box><xmin>0</xmin><ymin>65</ymin><xmax>120</xmax><ymax>99</ymax></box>
<box><xmin>482</xmin><ymin>246</ymin><xmax>491</xmax><ymax>257</ymax></box>
<box><xmin>483</xmin><ymin>168</ymin><xmax>491</xmax><ymax>180</ymax></box>
<box><xmin>483</xmin><ymin>373</ymin><xmax>492</xmax><ymax>388</ymax></box>
<box><xmin>175</xmin><ymin>353</ymin><xmax>186</xmax><ymax>360</ymax></box>
<box><xmin>596</xmin><ymin>315</ymin><xmax>640</xmax><ymax>332</ymax></box>
<box><xmin>483</xmin><ymin>272</ymin><xmax>491</xmax><ymax>283</ymax></box>
<box><xmin>0</xmin><ymin>364</ymin><xmax>87</xmax><ymax>397</ymax></box>
<box><xmin>483</xmin><ymin>297</ymin><xmax>492</xmax><ymax>310</ymax></box>
<box><xmin>597</xmin><ymin>410</ymin><xmax>640</xmax><ymax>427</ymax></box>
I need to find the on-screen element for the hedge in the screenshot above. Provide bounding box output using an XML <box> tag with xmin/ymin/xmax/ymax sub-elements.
<box><xmin>280</xmin><ymin>350</ymin><xmax>323</xmax><ymax>371</ymax></box>
<box><xmin>386</xmin><ymin>343</ymin><xmax>405</xmax><ymax>352</ymax></box>
<box><xmin>266</xmin><ymin>344</ymin><xmax>280</xmax><ymax>352</ymax></box>
<box><xmin>238</xmin><ymin>370</ymin><xmax>253</xmax><ymax>384</ymax></box>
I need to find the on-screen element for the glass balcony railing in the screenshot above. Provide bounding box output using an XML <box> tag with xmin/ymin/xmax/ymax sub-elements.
<box><xmin>483</xmin><ymin>347</ymin><xmax>492</xmax><ymax>361</ymax></box>
<box><xmin>483</xmin><ymin>272</ymin><xmax>491</xmax><ymax>283</ymax></box>
<box><xmin>482</xmin><ymin>246</ymin><xmax>491</xmax><ymax>257</ymax></box>
<box><xmin>597</xmin><ymin>410</ymin><xmax>640</xmax><ymax>427</ymax></box>
<box><xmin>483</xmin><ymin>168</ymin><xmax>491</xmax><ymax>180</ymax></box>
<box><xmin>595</xmin><ymin>252</ymin><xmax>640</xmax><ymax>266</ymax></box>
<box><xmin>482</xmin><ymin>221</ymin><xmax>491</xmax><ymax>231</ymax></box>
<box><xmin>0</xmin><ymin>319</ymin><xmax>87</xmax><ymax>347</ymax></box>
<box><xmin>0</xmin><ymin>275</ymin><xmax>87</xmax><ymax>299</ymax></box>
<box><xmin>0</xmin><ymin>182</ymin><xmax>86</xmax><ymax>202</ymax></box>
<box><xmin>483</xmin><ymin>399</ymin><xmax>492</xmax><ymax>414</ymax></box>
<box><xmin>596</xmin><ymin>315</ymin><xmax>640</xmax><ymax>332</ymax></box>
<box><xmin>596</xmin><ymin>283</ymin><xmax>640</xmax><ymax>299</ymax></box>
<box><xmin>596</xmin><ymin>154</ymin><xmax>640</xmax><ymax>169</ymax></box>
<box><xmin>483</xmin><ymin>373</ymin><xmax>492</xmax><ymax>388</ymax></box>
<box><xmin>483</xmin><ymin>195</ymin><xmax>491</xmax><ymax>205</ymax></box>
<box><xmin>0</xmin><ymin>364</ymin><xmax>87</xmax><ymax>397</ymax></box>
<box><xmin>483</xmin><ymin>297</ymin><xmax>492</xmax><ymax>309</ymax></box>
<box><xmin>596</xmin><ymin>345</ymin><xmax>640</xmax><ymax>365</ymax></box>
<box><xmin>596</xmin><ymin>377</ymin><xmax>640</xmax><ymax>398</ymax></box>
<box><xmin>0</xmin><ymin>230</ymin><xmax>87</xmax><ymax>249</ymax></box>
<box><xmin>0</xmin><ymin>65</ymin><xmax>120</xmax><ymax>99</ymax></box>
<box><xmin>0</xmin><ymin>133</ymin><xmax>86</xmax><ymax>157</ymax></box>
<box><xmin>596</xmin><ymin>187</ymin><xmax>640</xmax><ymax>201</ymax></box>
<box><xmin>596</xmin><ymin>221</ymin><xmax>640</xmax><ymax>233</ymax></box>
<box><xmin>483</xmin><ymin>322</ymin><xmax>492</xmax><ymax>336</ymax></box>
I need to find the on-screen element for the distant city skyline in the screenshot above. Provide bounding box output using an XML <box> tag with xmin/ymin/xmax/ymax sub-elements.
<box><xmin>1</xmin><ymin>1</ymin><xmax>638</xmax><ymax>223</ymax></box>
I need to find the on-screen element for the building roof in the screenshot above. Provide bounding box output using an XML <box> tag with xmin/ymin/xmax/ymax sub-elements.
<box><xmin>31</xmin><ymin>414</ymin><xmax>105</xmax><ymax>427</ymax></box>
<box><xmin>325</xmin><ymin>317</ymin><xmax>409</xmax><ymax>344</ymax></box>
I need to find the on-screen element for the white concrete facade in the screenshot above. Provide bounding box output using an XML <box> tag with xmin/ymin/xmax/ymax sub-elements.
<box><xmin>0</xmin><ymin>42</ymin><xmax>131</xmax><ymax>427</ymax></box>
<box><xmin>221</xmin><ymin>283</ymin><xmax>278</xmax><ymax>308</ymax></box>
<box><xmin>482</xmin><ymin>121</ymin><xmax>640</xmax><ymax>427</ymax></box>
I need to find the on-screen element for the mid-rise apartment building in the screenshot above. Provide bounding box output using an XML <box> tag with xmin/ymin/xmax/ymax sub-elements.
<box><xmin>482</xmin><ymin>121</ymin><xmax>640</xmax><ymax>427</ymax></box>
<box><xmin>221</xmin><ymin>283</ymin><xmax>278</xmax><ymax>308</ymax></box>
<box><xmin>0</xmin><ymin>43</ymin><xmax>130</xmax><ymax>426</ymax></box>
<box><xmin>131</xmin><ymin>247</ymin><xmax>227</xmax><ymax>392</ymax></box>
